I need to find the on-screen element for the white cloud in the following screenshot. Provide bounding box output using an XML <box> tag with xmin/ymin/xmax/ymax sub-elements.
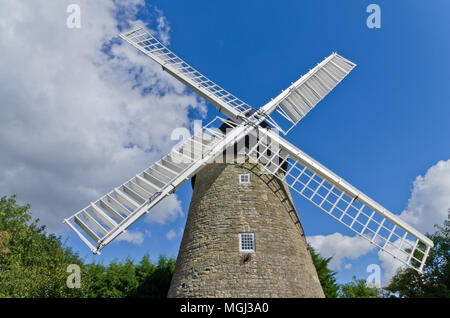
<box><xmin>0</xmin><ymin>1</ymin><xmax>204</xmax><ymax>233</ymax></box>
<box><xmin>309</xmin><ymin>160</ymin><xmax>450</xmax><ymax>284</ymax></box>
<box><xmin>399</xmin><ymin>159</ymin><xmax>450</xmax><ymax>234</ymax></box>
<box><xmin>378</xmin><ymin>250</ymin><xmax>405</xmax><ymax>286</ymax></box>
<box><xmin>308</xmin><ymin>232</ymin><xmax>410</xmax><ymax>286</ymax></box>
<box><xmin>308</xmin><ymin>232</ymin><xmax>408</xmax><ymax>286</ymax></box>
<box><xmin>307</xmin><ymin>233</ymin><xmax>376</xmax><ymax>270</ymax></box>
<box><xmin>145</xmin><ymin>194</ymin><xmax>183</xmax><ymax>224</ymax></box>
<box><xmin>166</xmin><ymin>229</ymin><xmax>177</xmax><ymax>240</ymax></box>
<box><xmin>115</xmin><ymin>230</ymin><xmax>145</xmax><ymax>246</ymax></box>
<box><xmin>308</xmin><ymin>233</ymin><xmax>410</xmax><ymax>286</ymax></box>
<box><xmin>154</xmin><ymin>8</ymin><xmax>171</xmax><ymax>45</ymax></box>
<box><xmin>378</xmin><ymin>160</ymin><xmax>450</xmax><ymax>284</ymax></box>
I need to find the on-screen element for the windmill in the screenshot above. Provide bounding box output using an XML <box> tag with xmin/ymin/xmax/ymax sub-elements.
<box><xmin>64</xmin><ymin>27</ymin><xmax>434</xmax><ymax>297</ymax></box>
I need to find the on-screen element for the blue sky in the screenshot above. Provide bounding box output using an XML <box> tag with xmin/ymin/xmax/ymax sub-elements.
<box><xmin>1</xmin><ymin>0</ymin><xmax>449</xmax><ymax>286</ymax></box>
<box><xmin>69</xmin><ymin>0</ymin><xmax>450</xmax><ymax>283</ymax></box>
<box><xmin>116</xmin><ymin>0</ymin><xmax>450</xmax><ymax>283</ymax></box>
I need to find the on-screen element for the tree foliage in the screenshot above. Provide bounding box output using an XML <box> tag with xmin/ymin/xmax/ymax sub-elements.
<box><xmin>0</xmin><ymin>194</ymin><xmax>87</xmax><ymax>297</ymax></box>
<box><xmin>385</xmin><ymin>212</ymin><xmax>450</xmax><ymax>298</ymax></box>
<box><xmin>338</xmin><ymin>276</ymin><xmax>382</xmax><ymax>298</ymax></box>
<box><xmin>0</xmin><ymin>194</ymin><xmax>175</xmax><ymax>298</ymax></box>
<box><xmin>308</xmin><ymin>245</ymin><xmax>339</xmax><ymax>298</ymax></box>
<box><xmin>85</xmin><ymin>254</ymin><xmax>175</xmax><ymax>298</ymax></box>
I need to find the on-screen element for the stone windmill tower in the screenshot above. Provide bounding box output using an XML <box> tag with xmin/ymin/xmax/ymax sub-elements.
<box><xmin>167</xmin><ymin>126</ymin><xmax>324</xmax><ymax>297</ymax></box>
<box><xmin>64</xmin><ymin>27</ymin><xmax>434</xmax><ymax>298</ymax></box>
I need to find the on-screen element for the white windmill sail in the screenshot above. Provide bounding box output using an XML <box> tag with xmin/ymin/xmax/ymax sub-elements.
<box><xmin>64</xmin><ymin>118</ymin><xmax>263</xmax><ymax>254</ymax></box>
<box><xmin>260</xmin><ymin>53</ymin><xmax>356</xmax><ymax>134</ymax></box>
<box><xmin>120</xmin><ymin>27</ymin><xmax>255</xmax><ymax>121</ymax></box>
<box><xmin>65</xmin><ymin>118</ymin><xmax>238</xmax><ymax>254</ymax></box>
<box><xmin>248</xmin><ymin>128</ymin><xmax>433</xmax><ymax>273</ymax></box>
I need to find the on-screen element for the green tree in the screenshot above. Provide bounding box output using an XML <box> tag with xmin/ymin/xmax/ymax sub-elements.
<box><xmin>385</xmin><ymin>212</ymin><xmax>450</xmax><ymax>298</ymax></box>
<box><xmin>130</xmin><ymin>254</ymin><xmax>175</xmax><ymax>298</ymax></box>
<box><xmin>92</xmin><ymin>259</ymin><xmax>140</xmax><ymax>297</ymax></box>
<box><xmin>309</xmin><ymin>245</ymin><xmax>339</xmax><ymax>298</ymax></box>
<box><xmin>339</xmin><ymin>276</ymin><xmax>382</xmax><ymax>298</ymax></box>
<box><xmin>84</xmin><ymin>254</ymin><xmax>175</xmax><ymax>298</ymax></box>
<box><xmin>0</xmin><ymin>194</ymin><xmax>88</xmax><ymax>297</ymax></box>
<box><xmin>0</xmin><ymin>194</ymin><xmax>177</xmax><ymax>298</ymax></box>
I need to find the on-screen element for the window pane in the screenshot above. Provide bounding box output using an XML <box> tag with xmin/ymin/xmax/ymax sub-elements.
<box><xmin>239</xmin><ymin>174</ymin><xmax>250</xmax><ymax>183</ymax></box>
<box><xmin>240</xmin><ymin>233</ymin><xmax>255</xmax><ymax>251</ymax></box>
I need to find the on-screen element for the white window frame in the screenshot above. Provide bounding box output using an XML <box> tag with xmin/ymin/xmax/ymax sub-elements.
<box><xmin>239</xmin><ymin>173</ymin><xmax>250</xmax><ymax>184</ymax></box>
<box><xmin>239</xmin><ymin>233</ymin><xmax>255</xmax><ymax>252</ymax></box>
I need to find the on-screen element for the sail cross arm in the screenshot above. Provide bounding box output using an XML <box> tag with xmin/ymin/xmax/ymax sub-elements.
<box><xmin>250</xmin><ymin>128</ymin><xmax>433</xmax><ymax>273</ymax></box>
<box><xmin>120</xmin><ymin>27</ymin><xmax>254</xmax><ymax>122</ymax></box>
<box><xmin>64</xmin><ymin>118</ymin><xmax>257</xmax><ymax>254</ymax></box>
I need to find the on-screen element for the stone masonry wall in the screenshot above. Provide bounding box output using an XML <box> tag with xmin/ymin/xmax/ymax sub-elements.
<box><xmin>167</xmin><ymin>161</ymin><xmax>325</xmax><ymax>298</ymax></box>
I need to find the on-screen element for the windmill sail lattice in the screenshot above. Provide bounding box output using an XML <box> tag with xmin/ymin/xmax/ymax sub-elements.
<box><xmin>64</xmin><ymin>118</ymin><xmax>231</xmax><ymax>253</ymax></box>
<box><xmin>65</xmin><ymin>26</ymin><xmax>433</xmax><ymax>274</ymax></box>
<box><xmin>261</xmin><ymin>53</ymin><xmax>356</xmax><ymax>134</ymax></box>
<box><xmin>247</xmin><ymin>128</ymin><xmax>433</xmax><ymax>273</ymax></box>
<box><xmin>120</xmin><ymin>27</ymin><xmax>255</xmax><ymax>121</ymax></box>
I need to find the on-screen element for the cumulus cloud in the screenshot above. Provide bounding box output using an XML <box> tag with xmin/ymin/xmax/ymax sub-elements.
<box><xmin>145</xmin><ymin>194</ymin><xmax>183</xmax><ymax>224</ymax></box>
<box><xmin>0</xmin><ymin>1</ymin><xmax>205</xmax><ymax>232</ymax></box>
<box><xmin>399</xmin><ymin>159</ymin><xmax>450</xmax><ymax>234</ymax></box>
<box><xmin>307</xmin><ymin>233</ymin><xmax>376</xmax><ymax>270</ymax></box>
<box><xmin>377</xmin><ymin>159</ymin><xmax>450</xmax><ymax>284</ymax></box>
<box><xmin>308</xmin><ymin>232</ymin><xmax>406</xmax><ymax>285</ymax></box>
<box><xmin>115</xmin><ymin>230</ymin><xmax>145</xmax><ymax>246</ymax></box>
<box><xmin>309</xmin><ymin>159</ymin><xmax>450</xmax><ymax>284</ymax></box>
<box><xmin>378</xmin><ymin>247</ymin><xmax>406</xmax><ymax>286</ymax></box>
<box><xmin>166</xmin><ymin>229</ymin><xmax>177</xmax><ymax>240</ymax></box>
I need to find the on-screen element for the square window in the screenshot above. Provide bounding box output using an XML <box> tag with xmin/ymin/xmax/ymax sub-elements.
<box><xmin>239</xmin><ymin>174</ymin><xmax>250</xmax><ymax>184</ymax></box>
<box><xmin>239</xmin><ymin>233</ymin><xmax>255</xmax><ymax>252</ymax></box>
